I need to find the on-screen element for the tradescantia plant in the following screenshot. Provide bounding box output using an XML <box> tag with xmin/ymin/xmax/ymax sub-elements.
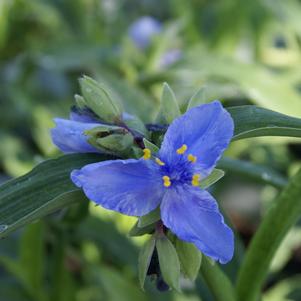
<box><xmin>1</xmin><ymin>76</ymin><xmax>301</xmax><ymax>300</ymax></box>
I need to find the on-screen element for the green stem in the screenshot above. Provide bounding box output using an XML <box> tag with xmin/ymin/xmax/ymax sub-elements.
<box><xmin>200</xmin><ymin>256</ymin><xmax>236</xmax><ymax>301</ymax></box>
<box><xmin>236</xmin><ymin>168</ymin><xmax>301</xmax><ymax>301</ymax></box>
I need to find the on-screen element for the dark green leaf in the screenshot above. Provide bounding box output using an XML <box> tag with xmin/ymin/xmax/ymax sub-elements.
<box><xmin>0</xmin><ymin>153</ymin><xmax>109</xmax><ymax>238</ymax></box>
<box><xmin>236</xmin><ymin>168</ymin><xmax>301</xmax><ymax>301</ymax></box>
<box><xmin>156</xmin><ymin>235</ymin><xmax>181</xmax><ymax>291</ymax></box>
<box><xmin>138</xmin><ymin>236</ymin><xmax>156</xmax><ymax>290</ymax></box>
<box><xmin>138</xmin><ymin>207</ymin><xmax>160</xmax><ymax>228</ymax></box>
<box><xmin>175</xmin><ymin>239</ymin><xmax>202</xmax><ymax>281</ymax></box>
<box><xmin>228</xmin><ymin>106</ymin><xmax>301</xmax><ymax>140</ymax></box>
<box><xmin>218</xmin><ymin>157</ymin><xmax>287</xmax><ymax>188</ymax></box>
<box><xmin>129</xmin><ymin>221</ymin><xmax>155</xmax><ymax>237</ymax></box>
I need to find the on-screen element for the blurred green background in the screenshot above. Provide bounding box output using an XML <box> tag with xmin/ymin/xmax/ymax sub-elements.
<box><xmin>1</xmin><ymin>0</ymin><xmax>301</xmax><ymax>300</ymax></box>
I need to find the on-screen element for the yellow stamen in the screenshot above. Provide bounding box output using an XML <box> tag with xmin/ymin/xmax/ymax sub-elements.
<box><xmin>155</xmin><ymin>158</ymin><xmax>165</xmax><ymax>166</ymax></box>
<box><xmin>162</xmin><ymin>175</ymin><xmax>171</xmax><ymax>187</ymax></box>
<box><xmin>176</xmin><ymin>144</ymin><xmax>188</xmax><ymax>155</ymax></box>
<box><xmin>192</xmin><ymin>174</ymin><xmax>201</xmax><ymax>186</ymax></box>
<box><xmin>188</xmin><ymin>154</ymin><xmax>197</xmax><ymax>163</ymax></box>
<box><xmin>142</xmin><ymin>148</ymin><xmax>151</xmax><ymax>160</ymax></box>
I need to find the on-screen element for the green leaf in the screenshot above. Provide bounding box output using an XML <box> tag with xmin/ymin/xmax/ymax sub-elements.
<box><xmin>228</xmin><ymin>105</ymin><xmax>301</xmax><ymax>140</ymax></box>
<box><xmin>200</xmin><ymin>256</ymin><xmax>236</xmax><ymax>301</ymax></box>
<box><xmin>156</xmin><ymin>235</ymin><xmax>181</xmax><ymax>291</ymax></box>
<box><xmin>79</xmin><ymin>75</ymin><xmax>122</xmax><ymax>123</ymax></box>
<box><xmin>156</xmin><ymin>83</ymin><xmax>181</xmax><ymax>124</ymax></box>
<box><xmin>129</xmin><ymin>221</ymin><xmax>155</xmax><ymax>237</ymax></box>
<box><xmin>218</xmin><ymin>157</ymin><xmax>287</xmax><ymax>188</ymax></box>
<box><xmin>138</xmin><ymin>207</ymin><xmax>160</xmax><ymax>228</ymax></box>
<box><xmin>200</xmin><ymin>169</ymin><xmax>225</xmax><ymax>189</ymax></box>
<box><xmin>143</xmin><ymin>138</ymin><xmax>160</xmax><ymax>153</ymax></box>
<box><xmin>175</xmin><ymin>239</ymin><xmax>202</xmax><ymax>281</ymax></box>
<box><xmin>187</xmin><ymin>86</ymin><xmax>209</xmax><ymax>110</ymax></box>
<box><xmin>138</xmin><ymin>236</ymin><xmax>156</xmax><ymax>290</ymax></box>
<box><xmin>0</xmin><ymin>153</ymin><xmax>108</xmax><ymax>238</ymax></box>
<box><xmin>236</xmin><ymin>168</ymin><xmax>301</xmax><ymax>301</ymax></box>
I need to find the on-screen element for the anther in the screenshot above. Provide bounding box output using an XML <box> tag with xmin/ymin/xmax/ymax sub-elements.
<box><xmin>176</xmin><ymin>144</ymin><xmax>188</xmax><ymax>155</ymax></box>
<box><xmin>188</xmin><ymin>154</ymin><xmax>197</xmax><ymax>163</ymax></box>
<box><xmin>143</xmin><ymin>148</ymin><xmax>151</xmax><ymax>160</ymax></box>
<box><xmin>162</xmin><ymin>175</ymin><xmax>171</xmax><ymax>187</ymax></box>
<box><xmin>192</xmin><ymin>174</ymin><xmax>201</xmax><ymax>186</ymax></box>
<box><xmin>155</xmin><ymin>158</ymin><xmax>165</xmax><ymax>166</ymax></box>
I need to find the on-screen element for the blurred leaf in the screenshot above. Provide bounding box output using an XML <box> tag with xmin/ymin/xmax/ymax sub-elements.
<box><xmin>200</xmin><ymin>256</ymin><xmax>236</xmax><ymax>301</ymax></box>
<box><xmin>156</xmin><ymin>82</ymin><xmax>180</xmax><ymax>124</ymax></box>
<box><xmin>0</xmin><ymin>153</ymin><xmax>109</xmax><ymax>238</ymax></box>
<box><xmin>138</xmin><ymin>236</ymin><xmax>156</xmax><ymax>290</ymax></box>
<box><xmin>218</xmin><ymin>157</ymin><xmax>287</xmax><ymax>188</ymax></box>
<box><xmin>228</xmin><ymin>106</ymin><xmax>301</xmax><ymax>140</ymax></box>
<box><xmin>156</xmin><ymin>235</ymin><xmax>181</xmax><ymax>291</ymax></box>
<box><xmin>138</xmin><ymin>207</ymin><xmax>160</xmax><ymax>228</ymax></box>
<box><xmin>200</xmin><ymin>169</ymin><xmax>225</xmax><ymax>189</ymax></box>
<box><xmin>236</xmin><ymin>168</ymin><xmax>301</xmax><ymax>301</ymax></box>
<box><xmin>187</xmin><ymin>86</ymin><xmax>210</xmax><ymax>110</ymax></box>
<box><xmin>175</xmin><ymin>239</ymin><xmax>202</xmax><ymax>281</ymax></box>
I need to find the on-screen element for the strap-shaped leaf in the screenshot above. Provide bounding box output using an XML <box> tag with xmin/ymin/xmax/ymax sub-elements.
<box><xmin>0</xmin><ymin>153</ymin><xmax>109</xmax><ymax>239</ymax></box>
<box><xmin>228</xmin><ymin>105</ymin><xmax>301</xmax><ymax>140</ymax></box>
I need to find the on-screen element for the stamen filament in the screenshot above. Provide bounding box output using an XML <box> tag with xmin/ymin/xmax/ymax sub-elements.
<box><xmin>142</xmin><ymin>148</ymin><xmax>151</xmax><ymax>160</ymax></box>
<box><xmin>176</xmin><ymin>144</ymin><xmax>188</xmax><ymax>155</ymax></box>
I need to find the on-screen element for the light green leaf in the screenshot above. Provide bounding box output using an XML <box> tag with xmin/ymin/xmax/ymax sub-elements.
<box><xmin>200</xmin><ymin>169</ymin><xmax>225</xmax><ymax>189</ymax></box>
<box><xmin>129</xmin><ymin>221</ymin><xmax>155</xmax><ymax>237</ymax></box>
<box><xmin>236</xmin><ymin>168</ymin><xmax>301</xmax><ymax>301</ymax></box>
<box><xmin>228</xmin><ymin>105</ymin><xmax>301</xmax><ymax>140</ymax></box>
<box><xmin>156</xmin><ymin>235</ymin><xmax>181</xmax><ymax>291</ymax></box>
<box><xmin>138</xmin><ymin>207</ymin><xmax>160</xmax><ymax>228</ymax></box>
<box><xmin>156</xmin><ymin>83</ymin><xmax>181</xmax><ymax>124</ymax></box>
<box><xmin>201</xmin><ymin>256</ymin><xmax>236</xmax><ymax>301</ymax></box>
<box><xmin>187</xmin><ymin>86</ymin><xmax>209</xmax><ymax>110</ymax></box>
<box><xmin>138</xmin><ymin>236</ymin><xmax>156</xmax><ymax>290</ymax></box>
<box><xmin>0</xmin><ymin>153</ymin><xmax>108</xmax><ymax>238</ymax></box>
<box><xmin>175</xmin><ymin>239</ymin><xmax>202</xmax><ymax>281</ymax></box>
<box><xmin>143</xmin><ymin>138</ymin><xmax>160</xmax><ymax>153</ymax></box>
<box><xmin>79</xmin><ymin>75</ymin><xmax>122</xmax><ymax>123</ymax></box>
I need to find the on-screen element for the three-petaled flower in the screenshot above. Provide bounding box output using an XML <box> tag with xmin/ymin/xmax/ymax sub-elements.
<box><xmin>52</xmin><ymin>101</ymin><xmax>234</xmax><ymax>264</ymax></box>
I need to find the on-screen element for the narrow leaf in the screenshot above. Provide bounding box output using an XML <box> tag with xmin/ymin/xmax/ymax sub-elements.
<box><xmin>175</xmin><ymin>239</ymin><xmax>202</xmax><ymax>281</ymax></box>
<box><xmin>138</xmin><ymin>236</ymin><xmax>156</xmax><ymax>290</ymax></box>
<box><xmin>236</xmin><ymin>168</ymin><xmax>301</xmax><ymax>301</ymax></box>
<box><xmin>228</xmin><ymin>105</ymin><xmax>301</xmax><ymax>140</ymax></box>
<box><xmin>187</xmin><ymin>86</ymin><xmax>209</xmax><ymax>110</ymax></box>
<box><xmin>0</xmin><ymin>153</ymin><xmax>110</xmax><ymax>238</ymax></box>
<box><xmin>129</xmin><ymin>221</ymin><xmax>155</xmax><ymax>237</ymax></box>
<box><xmin>143</xmin><ymin>138</ymin><xmax>159</xmax><ymax>153</ymax></box>
<box><xmin>156</xmin><ymin>235</ymin><xmax>181</xmax><ymax>291</ymax></box>
<box><xmin>156</xmin><ymin>83</ymin><xmax>181</xmax><ymax>124</ymax></box>
<box><xmin>200</xmin><ymin>168</ymin><xmax>225</xmax><ymax>189</ymax></box>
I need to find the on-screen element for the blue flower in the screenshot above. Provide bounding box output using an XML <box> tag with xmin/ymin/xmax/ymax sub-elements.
<box><xmin>51</xmin><ymin>109</ymin><xmax>102</xmax><ymax>153</ymax></box>
<box><xmin>128</xmin><ymin>16</ymin><xmax>162</xmax><ymax>49</ymax></box>
<box><xmin>71</xmin><ymin>101</ymin><xmax>234</xmax><ymax>263</ymax></box>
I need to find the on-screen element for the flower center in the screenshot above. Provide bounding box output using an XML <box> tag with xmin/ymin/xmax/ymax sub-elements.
<box><xmin>142</xmin><ymin>145</ymin><xmax>201</xmax><ymax>188</ymax></box>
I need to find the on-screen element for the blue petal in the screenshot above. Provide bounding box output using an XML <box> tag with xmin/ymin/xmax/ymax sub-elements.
<box><xmin>160</xmin><ymin>186</ymin><xmax>234</xmax><ymax>264</ymax></box>
<box><xmin>159</xmin><ymin>101</ymin><xmax>234</xmax><ymax>176</ymax></box>
<box><xmin>71</xmin><ymin>159</ymin><xmax>164</xmax><ymax>216</ymax></box>
<box><xmin>128</xmin><ymin>16</ymin><xmax>162</xmax><ymax>49</ymax></box>
<box><xmin>51</xmin><ymin>118</ymin><xmax>100</xmax><ymax>153</ymax></box>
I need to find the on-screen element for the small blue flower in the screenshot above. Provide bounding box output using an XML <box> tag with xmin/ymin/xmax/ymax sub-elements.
<box><xmin>71</xmin><ymin>101</ymin><xmax>234</xmax><ymax>263</ymax></box>
<box><xmin>128</xmin><ymin>16</ymin><xmax>162</xmax><ymax>49</ymax></box>
<box><xmin>51</xmin><ymin>109</ymin><xmax>102</xmax><ymax>153</ymax></box>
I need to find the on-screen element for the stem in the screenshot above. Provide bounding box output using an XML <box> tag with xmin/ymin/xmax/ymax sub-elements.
<box><xmin>200</xmin><ymin>256</ymin><xmax>236</xmax><ymax>301</ymax></box>
<box><xmin>236</xmin><ymin>168</ymin><xmax>301</xmax><ymax>301</ymax></box>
